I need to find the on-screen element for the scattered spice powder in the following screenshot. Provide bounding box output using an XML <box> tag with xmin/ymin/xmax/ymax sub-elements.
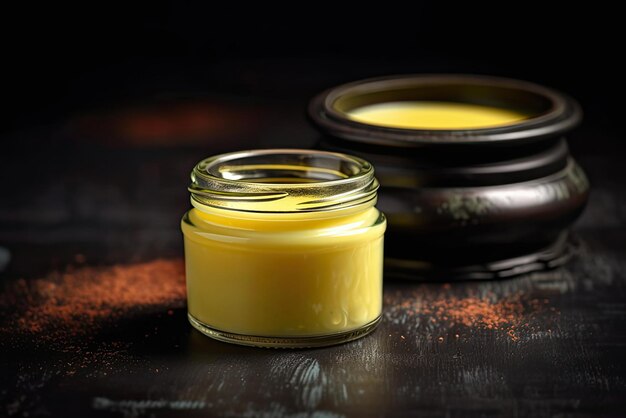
<box><xmin>0</xmin><ymin>258</ymin><xmax>187</xmax><ymax>377</ymax></box>
<box><xmin>384</xmin><ymin>287</ymin><xmax>555</xmax><ymax>342</ymax></box>
<box><xmin>0</xmin><ymin>258</ymin><xmax>186</xmax><ymax>340</ymax></box>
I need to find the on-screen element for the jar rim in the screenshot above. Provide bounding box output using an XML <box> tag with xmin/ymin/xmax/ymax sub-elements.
<box><xmin>189</xmin><ymin>149</ymin><xmax>379</xmax><ymax>213</ymax></box>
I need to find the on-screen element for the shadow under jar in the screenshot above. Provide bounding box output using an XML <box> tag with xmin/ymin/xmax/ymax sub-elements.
<box><xmin>309</xmin><ymin>75</ymin><xmax>589</xmax><ymax>280</ymax></box>
<box><xmin>181</xmin><ymin>150</ymin><xmax>386</xmax><ymax>348</ymax></box>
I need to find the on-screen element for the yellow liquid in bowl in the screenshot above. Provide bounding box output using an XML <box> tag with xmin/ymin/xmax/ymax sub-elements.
<box><xmin>346</xmin><ymin>101</ymin><xmax>528</xmax><ymax>130</ymax></box>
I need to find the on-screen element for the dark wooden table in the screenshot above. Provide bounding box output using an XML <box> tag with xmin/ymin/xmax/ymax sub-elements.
<box><xmin>1</xmin><ymin>96</ymin><xmax>625</xmax><ymax>417</ymax></box>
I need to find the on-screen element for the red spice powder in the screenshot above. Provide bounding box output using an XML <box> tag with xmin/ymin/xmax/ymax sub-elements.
<box><xmin>0</xmin><ymin>258</ymin><xmax>186</xmax><ymax>339</ymax></box>
<box><xmin>385</xmin><ymin>288</ymin><xmax>554</xmax><ymax>342</ymax></box>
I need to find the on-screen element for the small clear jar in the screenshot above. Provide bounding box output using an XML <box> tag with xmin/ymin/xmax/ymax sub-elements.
<box><xmin>181</xmin><ymin>149</ymin><xmax>386</xmax><ymax>348</ymax></box>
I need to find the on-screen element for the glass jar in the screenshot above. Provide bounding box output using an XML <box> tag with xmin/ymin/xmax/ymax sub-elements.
<box><xmin>181</xmin><ymin>149</ymin><xmax>386</xmax><ymax>348</ymax></box>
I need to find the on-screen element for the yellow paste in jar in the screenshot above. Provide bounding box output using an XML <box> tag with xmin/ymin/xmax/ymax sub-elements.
<box><xmin>182</xmin><ymin>204</ymin><xmax>385</xmax><ymax>337</ymax></box>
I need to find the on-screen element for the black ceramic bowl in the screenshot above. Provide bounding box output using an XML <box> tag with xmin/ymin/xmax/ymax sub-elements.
<box><xmin>309</xmin><ymin>74</ymin><xmax>589</xmax><ymax>280</ymax></box>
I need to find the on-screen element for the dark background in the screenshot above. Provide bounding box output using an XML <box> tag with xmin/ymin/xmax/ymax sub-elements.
<box><xmin>2</xmin><ymin>4</ymin><xmax>626</xmax><ymax>417</ymax></box>
<box><xmin>1</xmin><ymin>3</ymin><xmax>622</xmax><ymax>138</ymax></box>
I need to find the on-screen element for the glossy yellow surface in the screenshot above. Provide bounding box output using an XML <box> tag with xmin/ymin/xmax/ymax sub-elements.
<box><xmin>181</xmin><ymin>205</ymin><xmax>386</xmax><ymax>337</ymax></box>
<box><xmin>346</xmin><ymin>101</ymin><xmax>528</xmax><ymax>129</ymax></box>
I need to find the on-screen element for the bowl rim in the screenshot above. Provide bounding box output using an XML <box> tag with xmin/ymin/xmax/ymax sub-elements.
<box><xmin>308</xmin><ymin>74</ymin><xmax>582</xmax><ymax>147</ymax></box>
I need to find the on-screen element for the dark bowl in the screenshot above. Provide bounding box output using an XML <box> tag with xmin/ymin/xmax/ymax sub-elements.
<box><xmin>309</xmin><ymin>74</ymin><xmax>589</xmax><ymax>280</ymax></box>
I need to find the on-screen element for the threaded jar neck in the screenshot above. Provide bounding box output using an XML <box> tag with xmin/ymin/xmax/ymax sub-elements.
<box><xmin>189</xmin><ymin>149</ymin><xmax>379</xmax><ymax>214</ymax></box>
